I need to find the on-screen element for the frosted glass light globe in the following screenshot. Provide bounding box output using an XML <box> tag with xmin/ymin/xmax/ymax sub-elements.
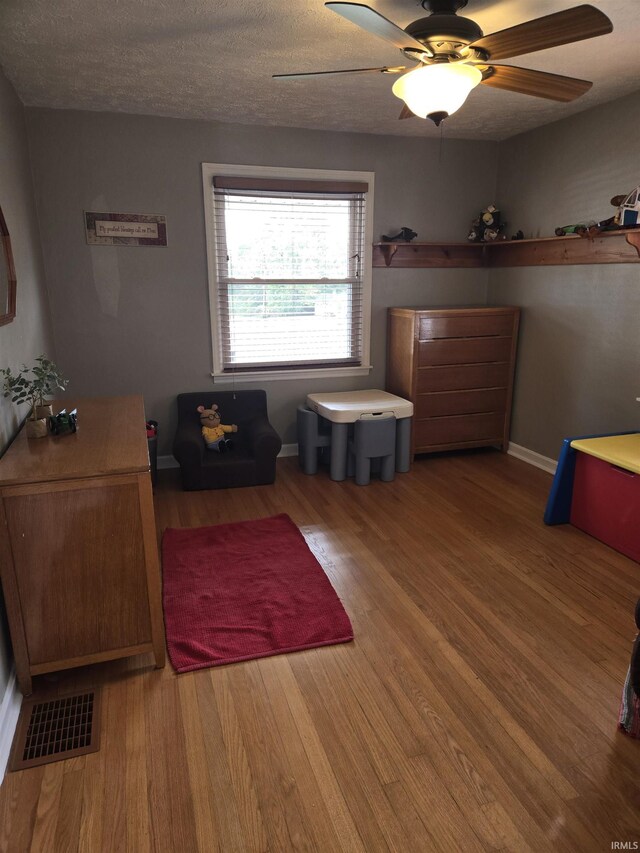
<box><xmin>392</xmin><ymin>63</ymin><xmax>483</xmax><ymax>124</ymax></box>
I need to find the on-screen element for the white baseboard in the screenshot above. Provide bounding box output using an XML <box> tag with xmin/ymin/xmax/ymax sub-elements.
<box><xmin>507</xmin><ymin>442</ymin><xmax>557</xmax><ymax>475</ymax></box>
<box><xmin>159</xmin><ymin>445</ymin><xmax>298</xmax><ymax>469</ymax></box>
<box><xmin>0</xmin><ymin>670</ymin><xmax>22</xmax><ymax>784</ymax></box>
<box><xmin>279</xmin><ymin>443</ymin><xmax>298</xmax><ymax>458</ymax></box>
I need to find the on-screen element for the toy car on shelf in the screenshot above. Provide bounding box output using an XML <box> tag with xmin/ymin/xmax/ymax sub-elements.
<box><xmin>554</xmin><ymin>187</ymin><xmax>640</xmax><ymax>238</ymax></box>
<box><xmin>554</xmin><ymin>222</ymin><xmax>597</xmax><ymax>237</ymax></box>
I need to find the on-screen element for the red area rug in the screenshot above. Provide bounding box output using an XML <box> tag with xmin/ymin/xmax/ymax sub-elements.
<box><xmin>162</xmin><ymin>513</ymin><xmax>353</xmax><ymax>672</ymax></box>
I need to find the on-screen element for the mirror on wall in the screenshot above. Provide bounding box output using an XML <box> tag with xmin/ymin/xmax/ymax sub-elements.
<box><xmin>0</xmin><ymin>206</ymin><xmax>16</xmax><ymax>327</ymax></box>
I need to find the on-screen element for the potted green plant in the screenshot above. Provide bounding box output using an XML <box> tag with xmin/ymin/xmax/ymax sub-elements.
<box><xmin>1</xmin><ymin>355</ymin><xmax>69</xmax><ymax>438</ymax></box>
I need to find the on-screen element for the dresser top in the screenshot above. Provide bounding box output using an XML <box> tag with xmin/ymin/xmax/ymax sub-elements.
<box><xmin>388</xmin><ymin>305</ymin><xmax>519</xmax><ymax>315</ymax></box>
<box><xmin>0</xmin><ymin>395</ymin><xmax>150</xmax><ymax>487</ymax></box>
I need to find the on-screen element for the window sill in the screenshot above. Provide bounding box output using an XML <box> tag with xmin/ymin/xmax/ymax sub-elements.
<box><xmin>211</xmin><ymin>365</ymin><xmax>373</xmax><ymax>383</ymax></box>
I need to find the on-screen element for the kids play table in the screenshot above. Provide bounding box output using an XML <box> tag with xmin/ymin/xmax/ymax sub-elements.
<box><xmin>305</xmin><ymin>389</ymin><xmax>413</xmax><ymax>481</ymax></box>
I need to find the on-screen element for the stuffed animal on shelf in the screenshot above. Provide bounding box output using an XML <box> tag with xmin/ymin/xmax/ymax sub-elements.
<box><xmin>467</xmin><ymin>204</ymin><xmax>505</xmax><ymax>242</ymax></box>
<box><xmin>197</xmin><ymin>403</ymin><xmax>238</xmax><ymax>452</ymax></box>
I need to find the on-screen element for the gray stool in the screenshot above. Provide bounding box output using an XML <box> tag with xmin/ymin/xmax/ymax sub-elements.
<box><xmin>349</xmin><ymin>416</ymin><xmax>396</xmax><ymax>486</ymax></box>
<box><xmin>297</xmin><ymin>405</ymin><xmax>332</xmax><ymax>475</ymax></box>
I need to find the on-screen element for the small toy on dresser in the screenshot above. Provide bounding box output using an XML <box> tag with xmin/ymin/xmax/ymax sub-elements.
<box><xmin>197</xmin><ymin>404</ymin><xmax>237</xmax><ymax>452</ymax></box>
<box><xmin>48</xmin><ymin>408</ymin><xmax>78</xmax><ymax>436</ymax></box>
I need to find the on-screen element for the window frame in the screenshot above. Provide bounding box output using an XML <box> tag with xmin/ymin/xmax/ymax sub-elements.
<box><xmin>202</xmin><ymin>162</ymin><xmax>374</xmax><ymax>382</ymax></box>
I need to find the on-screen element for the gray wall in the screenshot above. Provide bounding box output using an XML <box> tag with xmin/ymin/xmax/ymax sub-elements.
<box><xmin>25</xmin><ymin>108</ymin><xmax>497</xmax><ymax>449</ymax></box>
<box><xmin>0</xmin><ymin>72</ymin><xmax>54</xmax><ymax>704</ymax></box>
<box><xmin>489</xmin><ymin>90</ymin><xmax>640</xmax><ymax>459</ymax></box>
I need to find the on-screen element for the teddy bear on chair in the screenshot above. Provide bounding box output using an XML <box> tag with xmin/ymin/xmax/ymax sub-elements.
<box><xmin>197</xmin><ymin>403</ymin><xmax>238</xmax><ymax>452</ymax></box>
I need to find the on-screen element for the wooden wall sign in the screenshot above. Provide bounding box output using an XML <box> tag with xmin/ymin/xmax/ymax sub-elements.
<box><xmin>84</xmin><ymin>212</ymin><xmax>167</xmax><ymax>247</ymax></box>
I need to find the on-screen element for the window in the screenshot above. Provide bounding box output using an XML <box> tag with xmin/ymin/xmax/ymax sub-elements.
<box><xmin>203</xmin><ymin>164</ymin><xmax>374</xmax><ymax>380</ymax></box>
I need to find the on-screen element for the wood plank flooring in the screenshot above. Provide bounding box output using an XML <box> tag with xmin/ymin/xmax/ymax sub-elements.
<box><xmin>1</xmin><ymin>450</ymin><xmax>639</xmax><ymax>852</ymax></box>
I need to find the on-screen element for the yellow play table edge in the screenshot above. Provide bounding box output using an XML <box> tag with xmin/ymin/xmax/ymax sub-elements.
<box><xmin>570</xmin><ymin>433</ymin><xmax>640</xmax><ymax>475</ymax></box>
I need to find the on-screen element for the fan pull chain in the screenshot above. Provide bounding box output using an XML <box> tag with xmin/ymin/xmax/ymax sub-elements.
<box><xmin>438</xmin><ymin>120</ymin><xmax>444</xmax><ymax>164</ymax></box>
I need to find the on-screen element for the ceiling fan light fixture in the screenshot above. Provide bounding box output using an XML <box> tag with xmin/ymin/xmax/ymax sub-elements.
<box><xmin>391</xmin><ymin>62</ymin><xmax>482</xmax><ymax>123</ymax></box>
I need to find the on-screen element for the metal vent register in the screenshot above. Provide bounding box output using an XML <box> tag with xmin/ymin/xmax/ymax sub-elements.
<box><xmin>10</xmin><ymin>690</ymin><xmax>101</xmax><ymax>771</ymax></box>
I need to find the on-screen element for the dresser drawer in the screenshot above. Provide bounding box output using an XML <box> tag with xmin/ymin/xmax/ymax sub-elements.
<box><xmin>415</xmin><ymin>388</ymin><xmax>508</xmax><ymax>419</ymax></box>
<box><xmin>417</xmin><ymin>363</ymin><xmax>510</xmax><ymax>393</ymax></box>
<box><xmin>418</xmin><ymin>313</ymin><xmax>515</xmax><ymax>341</ymax></box>
<box><xmin>418</xmin><ymin>336</ymin><xmax>512</xmax><ymax>367</ymax></box>
<box><xmin>414</xmin><ymin>413</ymin><xmax>505</xmax><ymax>448</ymax></box>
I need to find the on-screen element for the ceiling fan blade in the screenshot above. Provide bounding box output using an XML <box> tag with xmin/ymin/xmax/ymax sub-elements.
<box><xmin>398</xmin><ymin>104</ymin><xmax>416</xmax><ymax>119</ymax></box>
<box><xmin>480</xmin><ymin>64</ymin><xmax>592</xmax><ymax>102</ymax></box>
<box><xmin>469</xmin><ymin>5</ymin><xmax>612</xmax><ymax>61</ymax></box>
<box><xmin>273</xmin><ymin>65</ymin><xmax>407</xmax><ymax>79</ymax></box>
<box><xmin>325</xmin><ymin>2</ymin><xmax>432</xmax><ymax>56</ymax></box>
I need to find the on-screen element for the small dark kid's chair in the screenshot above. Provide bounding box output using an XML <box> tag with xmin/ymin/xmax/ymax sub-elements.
<box><xmin>173</xmin><ymin>391</ymin><xmax>281</xmax><ymax>491</ymax></box>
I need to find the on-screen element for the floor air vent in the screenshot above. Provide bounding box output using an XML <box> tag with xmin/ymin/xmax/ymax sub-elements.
<box><xmin>10</xmin><ymin>690</ymin><xmax>102</xmax><ymax>771</ymax></box>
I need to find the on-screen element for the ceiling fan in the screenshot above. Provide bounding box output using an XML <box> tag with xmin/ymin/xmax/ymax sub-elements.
<box><xmin>273</xmin><ymin>1</ymin><xmax>613</xmax><ymax>126</ymax></box>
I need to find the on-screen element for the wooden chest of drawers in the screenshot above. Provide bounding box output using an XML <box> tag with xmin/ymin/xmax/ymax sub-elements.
<box><xmin>386</xmin><ymin>306</ymin><xmax>520</xmax><ymax>457</ymax></box>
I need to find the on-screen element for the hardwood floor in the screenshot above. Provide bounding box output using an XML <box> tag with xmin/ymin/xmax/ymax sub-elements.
<box><xmin>1</xmin><ymin>450</ymin><xmax>639</xmax><ymax>852</ymax></box>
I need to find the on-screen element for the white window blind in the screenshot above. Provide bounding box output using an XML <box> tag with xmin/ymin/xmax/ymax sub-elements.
<box><xmin>212</xmin><ymin>176</ymin><xmax>368</xmax><ymax>372</ymax></box>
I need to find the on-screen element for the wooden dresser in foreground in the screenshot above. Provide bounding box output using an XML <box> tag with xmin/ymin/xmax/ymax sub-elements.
<box><xmin>0</xmin><ymin>395</ymin><xmax>165</xmax><ymax>695</ymax></box>
<box><xmin>387</xmin><ymin>306</ymin><xmax>520</xmax><ymax>458</ymax></box>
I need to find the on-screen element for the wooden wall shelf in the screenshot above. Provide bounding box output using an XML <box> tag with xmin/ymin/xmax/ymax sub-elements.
<box><xmin>372</xmin><ymin>228</ymin><xmax>640</xmax><ymax>269</ymax></box>
<box><xmin>374</xmin><ymin>241</ymin><xmax>484</xmax><ymax>268</ymax></box>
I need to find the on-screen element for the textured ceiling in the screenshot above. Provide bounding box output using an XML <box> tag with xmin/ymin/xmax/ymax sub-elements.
<box><xmin>0</xmin><ymin>0</ymin><xmax>638</xmax><ymax>140</ymax></box>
